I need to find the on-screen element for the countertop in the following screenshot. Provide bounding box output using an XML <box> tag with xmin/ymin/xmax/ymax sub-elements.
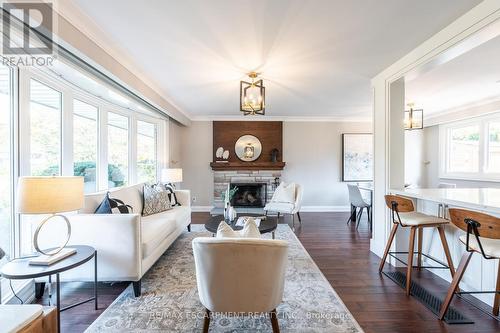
<box><xmin>389</xmin><ymin>188</ymin><xmax>500</xmax><ymax>214</ymax></box>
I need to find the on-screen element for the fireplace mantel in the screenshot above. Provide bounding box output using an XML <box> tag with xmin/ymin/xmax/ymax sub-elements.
<box><xmin>210</xmin><ymin>162</ymin><xmax>285</xmax><ymax>171</ymax></box>
<box><xmin>211</xmin><ymin>121</ymin><xmax>285</xmax><ymax>170</ymax></box>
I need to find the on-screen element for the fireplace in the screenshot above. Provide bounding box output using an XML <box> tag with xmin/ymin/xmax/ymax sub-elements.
<box><xmin>230</xmin><ymin>183</ymin><xmax>267</xmax><ymax>208</ymax></box>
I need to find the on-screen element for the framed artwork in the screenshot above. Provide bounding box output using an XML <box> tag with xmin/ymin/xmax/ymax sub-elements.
<box><xmin>342</xmin><ymin>133</ymin><xmax>373</xmax><ymax>182</ymax></box>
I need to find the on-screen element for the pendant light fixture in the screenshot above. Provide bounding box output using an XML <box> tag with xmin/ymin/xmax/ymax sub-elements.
<box><xmin>240</xmin><ymin>72</ymin><xmax>265</xmax><ymax>115</ymax></box>
<box><xmin>404</xmin><ymin>103</ymin><xmax>423</xmax><ymax>130</ymax></box>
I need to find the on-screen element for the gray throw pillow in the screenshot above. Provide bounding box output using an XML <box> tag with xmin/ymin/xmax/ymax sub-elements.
<box><xmin>142</xmin><ymin>184</ymin><xmax>172</xmax><ymax>216</ymax></box>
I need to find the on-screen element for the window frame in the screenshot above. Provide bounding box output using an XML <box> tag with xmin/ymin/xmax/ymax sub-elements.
<box><xmin>439</xmin><ymin>112</ymin><xmax>500</xmax><ymax>181</ymax></box>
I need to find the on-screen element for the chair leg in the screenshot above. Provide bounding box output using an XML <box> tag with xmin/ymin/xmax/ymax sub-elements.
<box><xmin>356</xmin><ymin>208</ymin><xmax>363</xmax><ymax>230</ymax></box>
<box><xmin>203</xmin><ymin>308</ymin><xmax>210</xmax><ymax>333</ymax></box>
<box><xmin>270</xmin><ymin>309</ymin><xmax>280</xmax><ymax>333</ymax></box>
<box><xmin>347</xmin><ymin>207</ymin><xmax>356</xmax><ymax>225</ymax></box>
<box><xmin>277</xmin><ymin>212</ymin><xmax>280</xmax><ymax>219</ymax></box>
<box><xmin>439</xmin><ymin>252</ymin><xmax>473</xmax><ymax>320</ymax></box>
<box><xmin>297</xmin><ymin>212</ymin><xmax>302</xmax><ymax>224</ymax></box>
<box><xmin>493</xmin><ymin>261</ymin><xmax>500</xmax><ymax>316</ymax></box>
<box><xmin>292</xmin><ymin>213</ymin><xmax>295</xmax><ymax>230</ymax></box>
<box><xmin>406</xmin><ymin>227</ymin><xmax>417</xmax><ymax>296</ymax></box>
<box><xmin>437</xmin><ymin>225</ymin><xmax>456</xmax><ymax>277</ymax></box>
<box><xmin>379</xmin><ymin>223</ymin><xmax>399</xmax><ymax>272</ymax></box>
<box><xmin>417</xmin><ymin>228</ymin><xmax>423</xmax><ymax>270</ymax></box>
<box><xmin>367</xmin><ymin>206</ymin><xmax>372</xmax><ymax>229</ymax></box>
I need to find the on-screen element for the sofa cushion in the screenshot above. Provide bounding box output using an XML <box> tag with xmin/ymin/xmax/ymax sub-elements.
<box><xmin>264</xmin><ymin>202</ymin><xmax>295</xmax><ymax>213</ymax></box>
<box><xmin>81</xmin><ymin>183</ymin><xmax>144</xmax><ymax>214</ymax></box>
<box><xmin>141</xmin><ymin>206</ymin><xmax>191</xmax><ymax>258</ymax></box>
<box><xmin>216</xmin><ymin>219</ymin><xmax>261</xmax><ymax>238</ymax></box>
<box><xmin>142</xmin><ymin>184</ymin><xmax>172</xmax><ymax>216</ymax></box>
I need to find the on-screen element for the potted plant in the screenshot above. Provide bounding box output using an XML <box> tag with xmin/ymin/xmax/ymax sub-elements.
<box><xmin>221</xmin><ymin>185</ymin><xmax>238</xmax><ymax>222</ymax></box>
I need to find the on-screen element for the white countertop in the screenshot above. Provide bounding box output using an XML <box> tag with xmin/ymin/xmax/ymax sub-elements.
<box><xmin>389</xmin><ymin>188</ymin><xmax>500</xmax><ymax>214</ymax></box>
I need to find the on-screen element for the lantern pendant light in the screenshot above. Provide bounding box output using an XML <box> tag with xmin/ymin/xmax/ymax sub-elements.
<box><xmin>240</xmin><ymin>72</ymin><xmax>266</xmax><ymax>115</ymax></box>
<box><xmin>404</xmin><ymin>102</ymin><xmax>423</xmax><ymax>130</ymax></box>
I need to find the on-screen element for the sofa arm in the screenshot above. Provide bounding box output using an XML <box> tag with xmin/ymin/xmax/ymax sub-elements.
<box><xmin>175</xmin><ymin>190</ymin><xmax>191</xmax><ymax>207</ymax></box>
<box><xmin>36</xmin><ymin>213</ymin><xmax>142</xmax><ymax>282</ymax></box>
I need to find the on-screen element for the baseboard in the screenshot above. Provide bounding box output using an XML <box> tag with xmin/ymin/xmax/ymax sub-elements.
<box><xmin>191</xmin><ymin>206</ymin><xmax>214</xmax><ymax>212</ymax></box>
<box><xmin>300</xmin><ymin>205</ymin><xmax>350</xmax><ymax>212</ymax></box>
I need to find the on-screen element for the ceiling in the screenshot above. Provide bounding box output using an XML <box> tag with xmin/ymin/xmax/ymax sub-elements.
<box><xmin>406</xmin><ymin>34</ymin><xmax>500</xmax><ymax>116</ymax></box>
<box><xmin>65</xmin><ymin>0</ymin><xmax>481</xmax><ymax>120</ymax></box>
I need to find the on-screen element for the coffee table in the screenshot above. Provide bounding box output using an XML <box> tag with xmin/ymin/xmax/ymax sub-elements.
<box><xmin>205</xmin><ymin>214</ymin><xmax>278</xmax><ymax>239</ymax></box>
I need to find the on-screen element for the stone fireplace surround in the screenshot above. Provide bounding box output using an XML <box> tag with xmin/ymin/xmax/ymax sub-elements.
<box><xmin>213</xmin><ymin>170</ymin><xmax>282</xmax><ymax>213</ymax></box>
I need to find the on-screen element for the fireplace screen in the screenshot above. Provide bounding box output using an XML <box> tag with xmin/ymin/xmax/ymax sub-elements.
<box><xmin>230</xmin><ymin>183</ymin><xmax>267</xmax><ymax>208</ymax></box>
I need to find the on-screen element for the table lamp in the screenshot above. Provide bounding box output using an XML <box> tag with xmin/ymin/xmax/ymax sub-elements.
<box><xmin>161</xmin><ymin>168</ymin><xmax>183</xmax><ymax>188</ymax></box>
<box><xmin>17</xmin><ymin>176</ymin><xmax>84</xmax><ymax>258</ymax></box>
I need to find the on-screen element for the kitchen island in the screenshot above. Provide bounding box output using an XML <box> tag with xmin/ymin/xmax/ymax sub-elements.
<box><xmin>388</xmin><ymin>188</ymin><xmax>500</xmax><ymax>308</ymax></box>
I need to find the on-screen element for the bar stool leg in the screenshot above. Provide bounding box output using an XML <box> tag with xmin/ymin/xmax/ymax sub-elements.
<box><xmin>379</xmin><ymin>223</ymin><xmax>399</xmax><ymax>272</ymax></box>
<box><xmin>439</xmin><ymin>252</ymin><xmax>473</xmax><ymax>320</ymax></box>
<box><xmin>406</xmin><ymin>227</ymin><xmax>417</xmax><ymax>296</ymax></box>
<box><xmin>493</xmin><ymin>261</ymin><xmax>500</xmax><ymax>316</ymax></box>
<box><xmin>417</xmin><ymin>228</ymin><xmax>423</xmax><ymax>270</ymax></box>
<box><xmin>437</xmin><ymin>225</ymin><xmax>456</xmax><ymax>277</ymax></box>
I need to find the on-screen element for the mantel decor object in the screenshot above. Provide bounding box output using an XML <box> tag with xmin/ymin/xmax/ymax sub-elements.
<box><xmin>270</xmin><ymin>148</ymin><xmax>279</xmax><ymax>163</ymax></box>
<box><xmin>235</xmin><ymin>134</ymin><xmax>262</xmax><ymax>162</ymax></box>
<box><xmin>17</xmin><ymin>176</ymin><xmax>84</xmax><ymax>264</ymax></box>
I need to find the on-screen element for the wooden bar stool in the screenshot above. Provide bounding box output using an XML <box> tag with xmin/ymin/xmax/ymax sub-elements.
<box><xmin>439</xmin><ymin>208</ymin><xmax>500</xmax><ymax>319</ymax></box>
<box><xmin>379</xmin><ymin>195</ymin><xmax>456</xmax><ymax>295</ymax></box>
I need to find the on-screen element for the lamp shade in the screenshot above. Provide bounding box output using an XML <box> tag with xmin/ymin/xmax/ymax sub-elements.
<box><xmin>161</xmin><ymin>168</ymin><xmax>183</xmax><ymax>183</ymax></box>
<box><xmin>17</xmin><ymin>176</ymin><xmax>84</xmax><ymax>214</ymax></box>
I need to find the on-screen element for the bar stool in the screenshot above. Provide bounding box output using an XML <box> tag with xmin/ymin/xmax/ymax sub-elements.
<box><xmin>379</xmin><ymin>195</ymin><xmax>456</xmax><ymax>295</ymax></box>
<box><xmin>439</xmin><ymin>208</ymin><xmax>500</xmax><ymax>319</ymax></box>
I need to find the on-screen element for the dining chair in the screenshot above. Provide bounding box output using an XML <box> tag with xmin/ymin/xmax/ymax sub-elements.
<box><xmin>346</xmin><ymin>184</ymin><xmax>371</xmax><ymax>230</ymax></box>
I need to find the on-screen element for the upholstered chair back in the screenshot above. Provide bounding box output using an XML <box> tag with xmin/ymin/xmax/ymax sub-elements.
<box><xmin>192</xmin><ymin>237</ymin><xmax>288</xmax><ymax>313</ymax></box>
<box><xmin>347</xmin><ymin>184</ymin><xmax>367</xmax><ymax>207</ymax></box>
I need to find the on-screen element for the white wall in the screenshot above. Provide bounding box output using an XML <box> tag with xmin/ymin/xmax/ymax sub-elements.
<box><xmin>282</xmin><ymin>121</ymin><xmax>372</xmax><ymax>210</ymax></box>
<box><xmin>173</xmin><ymin>120</ymin><xmax>371</xmax><ymax>210</ymax></box>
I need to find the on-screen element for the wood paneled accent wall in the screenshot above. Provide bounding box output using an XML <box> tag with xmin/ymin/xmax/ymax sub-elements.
<box><xmin>211</xmin><ymin>121</ymin><xmax>285</xmax><ymax>170</ymax></box>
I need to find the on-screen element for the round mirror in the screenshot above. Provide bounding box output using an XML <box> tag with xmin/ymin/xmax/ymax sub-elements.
<box><xmin>235</xmin><ymin>135</ymin><xmax>262</xmax><ymax>162</ymax></box>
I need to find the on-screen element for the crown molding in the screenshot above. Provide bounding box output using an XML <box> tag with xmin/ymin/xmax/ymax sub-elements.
<box><xmin>189</xmin><ymin>115</ymin><xmax>372</xmax><ymax>123</ymax></box>
<box><xmin>425</xmin><ymin>96</ymin><xmax>500</xmax><ymax>127</ymax></box>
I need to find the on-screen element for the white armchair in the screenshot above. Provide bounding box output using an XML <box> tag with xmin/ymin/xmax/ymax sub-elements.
<box><xmin>264</xmin><ymin>183</ymin><xmax>303</xmax><ymax>229</ymax></box>
<box><xmin>192</xmin><ymin>237</ymin><xmax>288</xmax><ymax>333</ymax></box>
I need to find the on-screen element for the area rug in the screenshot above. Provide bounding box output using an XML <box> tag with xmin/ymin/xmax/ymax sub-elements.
<box><xmin>86</xmin><ymin>224</ymin><xmax>363</xmax><ymax>332</ymax></box>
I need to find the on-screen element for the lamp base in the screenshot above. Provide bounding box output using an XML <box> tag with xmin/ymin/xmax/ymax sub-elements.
<box><xmin>29</xmin><ymin>247</ymin><xmax>76</xmax><ymax>266</ymax></box>
<box><xmin>33</xmin><ymin>213</ymin><xmax>71</xmax><ymax>256</ymax></box>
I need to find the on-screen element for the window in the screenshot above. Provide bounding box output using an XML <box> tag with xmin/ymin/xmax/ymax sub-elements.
<box><xmin>137</xmin><ymin>120</ymin><xmax>157</xmax><ymax>183</ymax></box>
<box><xmin>487</xmin><ymin>122</ymin><xmax>500</xmax><ymax>172</ymax></box>
<box><xmin>448</xmin><ymin>125</ymin><xmax>479</xmax><ymax>173</ymax></box>
<box><xmin>0</xmin><ymin>65</ymin><xmax>12</xmax><ymax>269</ymax></box>
<box><xmin>441</xmin><ymin>113</ymin><xmax>500</xmax><ymax>180</ymax></box>
<box><xmin>73</xmin><ymin>99</ymin><xmax>98</xmax><ymax>193</ymax></box>
<box><xmin>108</xmin><ymin>112</ymin><xmax>129</xmax><ymax>188</ymax></box>
<box><xmin>29</xmin><ymin>79</ymin><xmax>62</xmax><ymax>176</ymax></box>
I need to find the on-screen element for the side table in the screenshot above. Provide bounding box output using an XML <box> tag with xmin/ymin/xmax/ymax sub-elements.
<box><xmin>1</xmin><ymin>245</ymin><xmax>98</xmax><ymax>333</ymax></box>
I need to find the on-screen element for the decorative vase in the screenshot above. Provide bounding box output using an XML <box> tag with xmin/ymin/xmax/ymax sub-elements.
<box><xmin>228</xmin><ymin>205</ymin><xmax>237</xmax><ymax>222</ymax></box>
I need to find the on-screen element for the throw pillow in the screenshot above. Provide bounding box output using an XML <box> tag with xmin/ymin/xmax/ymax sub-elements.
<box><xmin>142</xmin><ymin>184</ymin><xmax>172</xmax><ymax>216</ymax></box>
<box><xmin>216</xmin><ymin>218</ymin><xmax>261</xmax><ymax>238</ymax></box>
<box><xmin>94</xmin><ymin>193</ymin><xmax>134</xmax><ymax>214</ymax></box>
<box><xmin>164</xmin><ymin>184</ymin><xmax>181</xmax><ymax>206</ymax></box>
<box><xmin>272</xmin><ymin>182</ymin><xmax>296</xmax><ymax>204</ymax></box>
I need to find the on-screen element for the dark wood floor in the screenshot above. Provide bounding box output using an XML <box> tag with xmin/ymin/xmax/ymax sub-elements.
<box><xmin>36</xmin><ymin>212</ymin><xmax>500</xmax><ymax>332</ymax></box>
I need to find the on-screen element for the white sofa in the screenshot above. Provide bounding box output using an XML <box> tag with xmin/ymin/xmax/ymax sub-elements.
<box><xmin>37</xmin><ymin>183</ymin><xmax>191</xmax><ymax>297</ymax></box>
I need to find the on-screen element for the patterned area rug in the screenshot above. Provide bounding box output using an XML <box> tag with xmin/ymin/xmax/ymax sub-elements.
<box><xmin>86</xmin><ymin>224</ymin><xmax>363</xmax><ymax>332</ymax></box>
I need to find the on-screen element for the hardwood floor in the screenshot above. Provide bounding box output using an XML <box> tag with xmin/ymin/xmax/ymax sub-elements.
<box><xmin>36</xmin><ymin>212</ymin><xmax>500</xmax><ymax>332</ymax></box>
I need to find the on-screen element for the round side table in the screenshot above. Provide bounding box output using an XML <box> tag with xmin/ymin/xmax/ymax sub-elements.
<box><xmin>1</xmin><ymin>245</ymin><xmax>98</xmax><ymax>333</ymax></box>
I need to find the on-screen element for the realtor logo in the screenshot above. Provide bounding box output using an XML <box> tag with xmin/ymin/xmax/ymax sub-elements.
<box><xmin>2</xmin><ymin>1</ymin><xmax>54</xmax><ymax>55</ymax></box>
